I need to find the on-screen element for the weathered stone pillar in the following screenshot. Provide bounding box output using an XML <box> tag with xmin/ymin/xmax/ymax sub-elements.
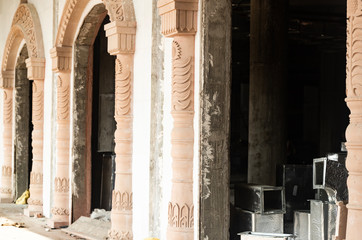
<box><xmin>105</xmin><ymin>20</ymin><xmax>136</xmax><ymax>239</ymax></box>
<box><xmin>345</xmin><ymin>1</ymin><xmax>362</xmax><ymax>239</ymax></box>
<box><xmin>158</xmin><ymin>0</ymin><xmax>198</xmax><ymax>239</ymax></box>
<box><xmin>47</xmin><ymin>47</ymin><xmax>72</xmax><ymax>228</ymax></box>
<box><xmin>248</xmin><ymin>0</ymin><xmax>287</xmax><ymax>185</ymax></box>
<box><xmin>0</xmin><ymin>71</ymin><xmax>14</xmax><ymax>203</ymax></box>
<box><xmin>24</xmin><ymin>57</ymin><xmax>45</xmax><ymax>216</ymax></box>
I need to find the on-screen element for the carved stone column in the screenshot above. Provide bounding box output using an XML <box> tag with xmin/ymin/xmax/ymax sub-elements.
<box><xmin>47</xmin><ymin>47</ymin><xmax>72</xmax><ymax>228</ymax></box>
<box><xmin>24</xmin><ymin>57</ymin><xmax>45</xmax><ymax>216</ymax></box>
<box><xmin>158</xmin><ymin>1</ymin><xmax>198</xmax><ymax>239</ymax></box>
<box><xmin>346</xmin><ymin>1</ymin><xmax>362</xmax><ymax>239</ymax></box>
<box><xmin>105</xmin><ymin>21</ymin><xmax>136</xmax><ymax>239</ymax></box>
<box><xmin>0</xmin><ymin>70</ymin><xmax>14</xmax><ymax>203</ymax></box>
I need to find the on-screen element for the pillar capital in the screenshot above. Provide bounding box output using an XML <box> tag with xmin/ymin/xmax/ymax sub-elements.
<box><xmin>26</xmin><ymin>57</ymin><xmax>45</xmax><ymax>81</ymax></box>
<box><xmin>50</xmin><ymin>47</ymin><xmax>72</xmax><ymax>73</ymax></box>
<box><xmin>0</xmin><ymin>70</ymin><xmax>14</xmax><ymax>89</ymax></box>
<box><xmin>104</xmin><ymin>21</ymin><xmax>136</xmax><ymax>55</ymax></box>
<box><xmin>157</xmin><ymin>0</ymin><xmax>198</xmax><ymax>37</ymax></box>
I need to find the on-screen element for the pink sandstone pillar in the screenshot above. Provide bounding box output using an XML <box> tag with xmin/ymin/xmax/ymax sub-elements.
<box><xmin>157</xmin><ymin>1</ymin><xmax>198</xmax><ymax>239</ymax></box>
<box><xmin>47</xmin><ymin>47</ymin><xmax>72</xmax><ymax>228</ymax></box>
<box><xmin>105</xmin><ymin>21</ymin><xmax>136</xmax><ymax>239</ymax></box>
<box><xmin>24</xmin><ymin>58</ymin><xmax>45</xmax><ymax>216</ymax></box>
<box><xmin>0</xmin><ymin>71</ymin><xmax>14</xmax><ymax>203</ymax></box>
<box><xmin>346</xmin><ymin>0</ymin><xmax>362</xmax><ymax>239</ymax></box>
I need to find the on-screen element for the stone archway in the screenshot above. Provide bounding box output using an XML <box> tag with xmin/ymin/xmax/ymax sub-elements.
<box><xmin>49</xmin><ymin>0</ymin><xmax>136</xmax><ymax>238</ymax></box>
<box><xmin>0</xmin><ymin>3</ymin><xmax>45</xmax><ymax>218</ymax></box>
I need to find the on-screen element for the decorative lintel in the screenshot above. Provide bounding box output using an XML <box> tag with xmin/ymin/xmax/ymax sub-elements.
<box><xmin>157</xmin><ymin>0</ymin><xmax>198</xmax><ymax>37</ymax></box>
<box><xmin>26</xmin><ymin>57</ymin><xmax>45</xmax><ymax>80</ymax></box>
<box><xmin>105</xmin><ymin>20</ymin><xmax>137</xmax><ymax>55</ymax></box>
<box><xmin>50</xmin><ymin>46</ymin><xmax>72</xmax><ymax>72</ymax></box>
<box><xmin>0</xmin><ymin>70</ymin><xmax>14</xmax><ymax>89</ymax></box>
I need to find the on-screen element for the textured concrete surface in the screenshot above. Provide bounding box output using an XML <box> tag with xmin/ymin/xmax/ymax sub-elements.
<box><xmin>0</xmin><ymin>203</ymin><xmax>79</xmax><ymax>239</ymax></box>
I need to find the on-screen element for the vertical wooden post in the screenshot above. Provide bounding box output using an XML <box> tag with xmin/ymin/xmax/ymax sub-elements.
<box><xmin>157</xmin><ymin>0</ymin><xmax>198</xmax><ymax>239</ymax></box>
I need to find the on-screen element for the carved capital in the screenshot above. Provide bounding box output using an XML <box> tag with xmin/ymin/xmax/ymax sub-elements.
<box><xmin>157</xmin><ymin>0</ymin><xmax>198</xmax><ymax>37</ymax></box>
<box><xmin>0</xmin><ymin>70</ymin><xmax>14</xmax><ymax>89</ymax></box>
<box><xmin>105</xmin><ymin>21</ymin><xmax>136</xmax><ymax>55</ymax></box>
<box><xmin>26</xmin><ymin>57</ymin><xmax>45</xmax><ymax>80</ymax></box>
<box><xmin>50</xmin><ymin>47</ymin><xmax>72</xmax><ymax>72</ymax></box>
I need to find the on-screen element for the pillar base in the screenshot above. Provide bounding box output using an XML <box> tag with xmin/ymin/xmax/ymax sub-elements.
<box><xmin>0</xmin><ymin>197</ymin><xmax>13</xmax><ymax>203</ymax></box>
<box><xmin>47</xmin><ymin>219</ymin><xmax>69</xmax><ymax>229</ymax></box>
<box><xmin>24</xmin><ymin>208</ymin><xmax>42</xmax><ymax>217</ymax></box>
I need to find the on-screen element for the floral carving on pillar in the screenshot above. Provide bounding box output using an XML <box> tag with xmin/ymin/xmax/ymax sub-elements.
<box><xmin>102</xmin><ymin>0</ymin><xmax>124</xmax><ymax>21</ymax></box>
<box><xmin>158</xmin><ymin>0</ymin><xmax>198</xmax><ymax>238</ymax></box>
<box><xmin>345</xmin><ymin>0</ymin><xmax>362</xmax><ymax>239</ymax></box>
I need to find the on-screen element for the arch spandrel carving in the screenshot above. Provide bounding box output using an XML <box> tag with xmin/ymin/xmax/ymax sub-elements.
<box><xmin>1</xmin><ymin>3</ymin><xmax>45</xmax><ymax>88</ymax></box>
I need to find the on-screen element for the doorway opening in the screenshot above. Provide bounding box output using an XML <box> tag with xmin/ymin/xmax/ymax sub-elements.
<box><xmin>230</xmin><ymin>0</ymin><xmax>348</xmax><ymax>238</ymax></box>
<box><xmin>14</xmin><ymin>44</ymin><xmax>33</xmax><ymax>199</ymax></box>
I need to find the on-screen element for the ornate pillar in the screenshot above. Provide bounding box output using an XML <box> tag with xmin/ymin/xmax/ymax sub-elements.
<box><xmin>105</xmin><ymin>21</ymin><xmax>136</xmax><ymax>239</ymax></box>
<box><xmin>157</xmin><ymin>0</ymin><xmax>198</xmax><ymax>239</ymax></box>
<box><xmin>346</xmin><ymin>0</ymin><xmax>362</xmax><ymax>239</ymax></box>
<box><xmin>47</xmin><ymin>47</ymin><xmax>72</xmax><ymax>228</ymax></box>
<box><xmin>24</xmin><ymin>58</ymin><xmax>45</xmax><ymax>216</ymax></box>
<box><xmin>0</xmin><ymin>70</ymin><xmax>14</xmax><ymax>203</ymax></box>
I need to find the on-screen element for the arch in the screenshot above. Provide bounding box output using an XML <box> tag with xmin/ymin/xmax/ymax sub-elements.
<box><xmin>0</xmin><ymin>3</ymin><xmax>45</xmax><ymax>217</ymax></box>
<box><xmin>1</xmin><ymin>3</ymin><xmax>44</xmax><ymax>75</ymax></box>
<box><xmin>55</xmin><ymin>0</ymin><xmax>136</xmax><ymax>47</ymax></box>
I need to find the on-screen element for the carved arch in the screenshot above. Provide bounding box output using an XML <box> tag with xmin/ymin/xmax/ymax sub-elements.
<box><xmin>1</xmin><ymin>3</ymin><xmax>44</xmax><ymax>79</ymax></box>
<box><xmin>55</xmin><ymin>0</ymin><xmax>136</xmax><ymax>47</ymax></box>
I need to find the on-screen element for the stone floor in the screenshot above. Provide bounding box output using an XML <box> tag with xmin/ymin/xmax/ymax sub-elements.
<box><xmin>0</xmin><ymin>203</ymin><xmax>81</xmax><ymax>240</ymax></box>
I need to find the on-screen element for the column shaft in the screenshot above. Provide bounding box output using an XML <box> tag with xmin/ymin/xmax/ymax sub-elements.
<box><xmin>108</xmin><ymin>54</ymin><xmax>133</xmax><ymax>239</ymax></box>
<box><xmin>0</xmin><ymin>88</ymin><xmax>13</xmax><ymax>202</ymax></box>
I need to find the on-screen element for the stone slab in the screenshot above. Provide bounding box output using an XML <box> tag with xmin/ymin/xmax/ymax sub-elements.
<box><xmin>61</xmin><ymin>216</ymin><xmax>110</xmax><ymax>240</ymax></box>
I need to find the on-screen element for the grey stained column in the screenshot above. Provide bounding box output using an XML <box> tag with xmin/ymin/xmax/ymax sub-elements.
<box><xmin>248</xmin><ymin>0</ymin><xmax>288</xmax><ymax>185</ymax></box>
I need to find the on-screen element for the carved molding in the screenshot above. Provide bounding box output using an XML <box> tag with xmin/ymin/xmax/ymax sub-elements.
<box><xmin>108</xmin><ymin>230</ymin><xmax>133</xmax><ymax>240</ymax></box>
<box><xmin>112</xmin><ymin>190</ymin><xmax>133</xmax><ymax>211</ymax></box>
<box><xmin>0</xmin><ymin>71</ymin><xmax>14</xmax><ymax>89</ymax></box>
<box><xmin>157</xmin><ymin>0</ymin><xmax>198</xmax><ymax>37</ymax></box>
<box><xmin>168</xmin><ymin>202</ymin><xmax>194</xmax><ymax>228</ymax></box>
<box><xmin>50</xmin><ymin>47</ymin><xmax>72</xmax><ymax>72</ymax></box>
<box><xmin>57</xmin><ymin>0</ymin><xmax>78</xmax><ymax>46</ymax></box>
<box><xmin>0</xmin><ymin>188</ymin><xmax>12</xmax><ymax>194</ymax></box>
<box><xmin>51</xmin><ymin>207</ymin><xmax>69</xmax><ymax>216</ymax></box>
<box><xmin>32</xmin><ymin>81</ymin><xmax>44</xmax><ymax>121</ymax></box>
<box><xmin>57</xmin><ymin>76</ymin><xmax>70</xmax><ymax>120</ymax></box>
<box><xmin>2</xmin><ymin>166</ymin><xmax>12</xmax><ymax>177</ymax></box>
<box><xmin>28</xmin><ymin>198</ymin><xmax>43</xmax><ymax>206</ymax></box>
<box><xmin>54</xmin><ymin>177</ymin><xmax>69</xmax><ymax>193</ymax></box>
<box><xmin>115</xmin><ymin>58</ymin><xmax>132</xmax><ymax>116</ymax></box>
<box><xmin>12</xmin><ymin>4</ymin><xmax>38</xmax><ymax>58</ymax></box>
<box><xmin>3</xmin><ymin>90</ymin><xmax>13</xmax><ymax>124</ymax></box>
<box><xmin>30</xmin><ymin>172</ymin><xmax>43</xmax><ymax>184</ymax></box>
<box><xmin>26</xmin><ymin>57</ymin><xmax>45</xmax><ymax>80</ymax></box>
<box><xmin>105</xmin><ymin>21</ymin><xmax>136</xmax><ymax>55</ymax></box>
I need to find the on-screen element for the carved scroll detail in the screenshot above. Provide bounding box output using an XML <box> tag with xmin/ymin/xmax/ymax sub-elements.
<box><xmin>51</xmin><ymin>207</ymin><xmax>69</xmax><ymax>216</ymax></box>
<box><xmin>108</xmin><ymin>230</ymin><xmax>133</xmax><ymax>240</ymax></box>
<box><xmin>103</xmin><ymin>0</ymin><xmax>124</xmax><ymax>21</ymax></box>
<box><xmin>54</xmin><ymin>177</ymin><xmax>69</xmax><ymax>193</ymax></box>
<box><xmin>12</xmin><ymin>5</ymin><xmax>37</xmax><ymax>57</ymax></box>
<box><xmin>32</xmin><ymin>81</ymin><xmax>43</xmax><ymax>121</ymax></box>
<box><xmin>2</xmin><ymin>166</ymin><xmax>12</xmax><ymax>177</ymax></box>
<box><xmin>4</xmin><ymin>91</ymin><xmax>13</xmax><ymax>124</ymax></box>
<box><xmin>57</xmin><ymin>76</ymin><xmax>70</xmax><ymax>120</ymax></box>
<box><xmin>115</xmin><ymin>59</ymin><xmax>132</xmax><ymax>116</ymax></box>
<box><xmin>168</xmin><ymin>202</ymin><xmax>194</xmax><ymax>228</ymax></box>
<box><xmin>172</xmin><ymin>55</ymin><xmax>193</xmax><ymax>111</ymax></box>
<box><xmin>112</xmin><ymin>191</ymin><xmax>133</xmax><ymax>211</ymax></box>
